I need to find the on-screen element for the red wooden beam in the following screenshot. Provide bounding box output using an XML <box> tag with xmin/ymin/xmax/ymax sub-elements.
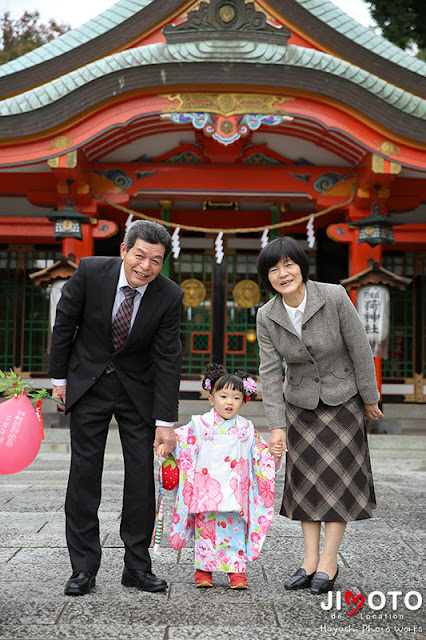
<box><xmin>0</xmin><ymin>217</ymin><xmax>118</xmax><ymax>243</ymax></box>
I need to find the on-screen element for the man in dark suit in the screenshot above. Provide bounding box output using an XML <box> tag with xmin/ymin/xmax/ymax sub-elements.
<box><xmin>49</xmin><ymin>220</ymin><xmax>183</xmax><ymax>596</ymax></box>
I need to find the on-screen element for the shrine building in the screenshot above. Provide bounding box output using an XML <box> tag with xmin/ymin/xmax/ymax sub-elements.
<box><xmin>0</xmin><ymin>0</ymin><xmax>425</xmax><ymax>402</ymax></box>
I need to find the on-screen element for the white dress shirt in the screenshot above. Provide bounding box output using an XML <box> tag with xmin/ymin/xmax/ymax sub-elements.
<box><xmin>282</xmin><ymin>289</ymin><xmax>307</xmax><ymax>338</ymax></box>
<box><xmin>52</xmin><ymin>264</ymin><xmax>173</xmax><ymax>427</ymax></box>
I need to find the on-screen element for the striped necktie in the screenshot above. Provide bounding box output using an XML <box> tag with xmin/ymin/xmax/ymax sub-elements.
<box><xmin>106</xmin><ymin>286</ymin><xmax>137</xmax><ymax>373</ymax></box>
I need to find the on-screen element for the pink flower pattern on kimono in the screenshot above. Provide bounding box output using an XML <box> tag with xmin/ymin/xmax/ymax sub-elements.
<box><xmin>179</xmin><ymin>448</ymin><xmax>195</xmax><ymax>476</ymax></box>
<box><xmin>250</xmin><ymin>531</ymin><xmax>262</xmax><ymax>556</ymax></box>
<box><xmin>230</xmin><ymin>474</ymin><xmax>250</xmax><ymax>517</ymax></box>
<box><xmin>170</xmin><ymin>531</ymin><xmax>186</xmax><ymax>549</ymax></box>
<box><xmin>258</xmin><ymin>514</ymin><xmax>270</xmax><ymax>536</ymax></box>
<box><xmin>254</xmin><ymin>434</ymin><xmax>267</xmax><ymax>451</ymax></box>
<box><xmin>195</xmin><ymin>537</ymin><xmax>216</xmax><ymax>566</ymax></box>
<box><xmin>182</xmin><ymin>478</ymin><xmax>194</xmax><ymax>508</ymax></box>
<box><xmin>199</xmin><ymin>518</ymin><xmax>216</xmax><ymax>544</ymax></box>
<box><xmin>190</xmin><ymin>470</ymin><xmax>223</xmax><ymax>512</ymax></box>
<box><xmin>261</xmin><ymin>456</ymin><xmax>276</xmax><ymax>480</ymax></box>
<box><xmin>257</xmin><ymin>476</ymin><xmax>275</xmax><ymax>508</ymax></box>
<box><xmin>217</xmin><ymin>549</ymin><xmax>231</xmax><ymax>565</ymax></box>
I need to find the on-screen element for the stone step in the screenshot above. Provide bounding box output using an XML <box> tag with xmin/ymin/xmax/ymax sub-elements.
<box><xmin>381</xmin><ymin>403</ymin><xmax>426</xmax><ymax>420</ymax></box>
<box><xmin>39</xmin><ymin>425</ymin><xmax>426</xmax><ymax>459</ymax></box>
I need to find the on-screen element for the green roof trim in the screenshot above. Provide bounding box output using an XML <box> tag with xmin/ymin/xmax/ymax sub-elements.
<box><xmin>1</xmin><ymin>0</ymin><xmax>425</xmax><ymax>84</ymax></box>
<box><xmin>0</xmin><ymin>0</ymin><xmax>153</xmax><ymax>78</ymax></box>
<box><xmin>296</xmin><ymin>0</ymin><xmax>426</xmax><ymax>77</ymax></box>
<box><xmin>0</xmin><ymin>40</ymin><xmax>425</xmax><ymax>120</ymax></box>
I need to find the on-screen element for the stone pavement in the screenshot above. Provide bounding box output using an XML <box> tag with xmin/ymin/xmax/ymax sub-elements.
<box><xmin>1</xmin><ymin>425</ymin><xmax>425</xmax><ymax>640</ymax></box>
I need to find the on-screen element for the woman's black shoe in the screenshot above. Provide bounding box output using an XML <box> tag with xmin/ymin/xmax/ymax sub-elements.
<box><xmin>310</xmin><ymin>566</ymin><xmax>339</xmax><ymax>595</ymax></box>
<box><xmin>284</xmin><ymin>568</ymin><xmax>316</xmax><ymax>590</ymax></box>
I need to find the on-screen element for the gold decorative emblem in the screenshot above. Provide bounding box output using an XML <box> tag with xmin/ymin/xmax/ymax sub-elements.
<box><xmin>233</xmin><ymin>280</ymin><xmax>261</xmax><ymax>308</ymax></box>
<box><xmin>49</xmin><ymin>135</ymin><xmax>73</xmax><ymax>151</ymax></box>
<box><xmin>61</xmin><ymin>219</ymin><xmax>74</xmax><ymax>231</ymax></box>
<box><xmin>217</xmin><ymin>94</ymin><xmax>236</xmax><ymax>113</ymax></box>
<box><xmin>161</xmin><ymin>93</ymin><xmax>294</xmax><ymax>117</ymax></box>
<box><xmin>180</xmin><ymin>279</ymin><xmax>207</xmax><ymax>307</ymax></box>
<box><xmin>220</xmin><ymin>119</ymin><xmax>234</xmax><ymax>133</ymax></box>
<box><xmin>219</xmin><ymin>3</ymin><xmax>236</xmax><ymax>23</ymax></box>
<box><xmin>364</xmin><ymin>226</ymin><xmax>375</xmax><ymax>237</ymax></box>
<box><xmin>376</xmin><ymin>141</ymin><xmax>400</xmax><ymax>156</ymax></box>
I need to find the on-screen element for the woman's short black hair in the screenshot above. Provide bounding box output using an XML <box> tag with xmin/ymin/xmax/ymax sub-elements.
<box><xmin>257</xmin><ymin>236</ymin><xmax>310</xmax><ymax>294</ymax></box>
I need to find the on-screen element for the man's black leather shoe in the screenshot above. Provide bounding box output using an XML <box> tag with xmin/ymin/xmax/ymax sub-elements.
<box><xmin>64</xmin><ymin>571</ymin><xmax>96</xmax><ymax>596</ymax></box>
<box><xmin>310</xmin><ymin>566</ymin><xmax>339</xmax><ymax>595</ymax></box>
<box><xmin>284</xmin><ymin>568</ymin><xmax>316</xmax><ymax>590</ymax></box>
<box><xmin>121</xmin><ymin>567</ymin><xmax>168</xmax><ymax>592</ymax></box>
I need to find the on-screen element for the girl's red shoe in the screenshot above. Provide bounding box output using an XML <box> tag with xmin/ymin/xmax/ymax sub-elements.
<box><xmin>228</xmin><ymin>572</ymin><xmax>248</xmax><ymax>589</ymax></box>
<box><xmin>194</xmin><ymin>569</ymin><xmax>213</xmax><ymax>587</ymax></box>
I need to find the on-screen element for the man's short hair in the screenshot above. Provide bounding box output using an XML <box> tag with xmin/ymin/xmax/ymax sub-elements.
<box><xmin>123</xmin><ymin>220</ymin><xmax>172</xmax><ymax>259</ymax></box>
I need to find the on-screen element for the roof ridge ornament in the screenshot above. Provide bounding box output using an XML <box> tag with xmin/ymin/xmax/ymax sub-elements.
<box><xmin>163</xmin><ymin>0</ymin><xmax>290</xmax><ymax>45</ymax></box>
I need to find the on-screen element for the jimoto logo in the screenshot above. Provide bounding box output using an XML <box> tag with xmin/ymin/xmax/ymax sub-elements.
<box><xmin>320</xmin><ymin>590</ymin><xmax>423</xmax><ymax>616</ymax></box>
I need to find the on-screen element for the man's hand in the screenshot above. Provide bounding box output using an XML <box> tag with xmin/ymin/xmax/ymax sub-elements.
<box><xmin>153</xmin><ymin>426</ymin><xmax>176</xmax><ymax>457</ymax></box>
<box><xmin>52</xmin><ymin>384</ymin><xmax>66</xmax><ymax>408</ymax></box>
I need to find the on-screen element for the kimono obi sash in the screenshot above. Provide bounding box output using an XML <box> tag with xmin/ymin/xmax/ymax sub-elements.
<box><xmin>188</xmin><ymin>411</ymin><xmax>254</xmax><ymax>518</ymax></box>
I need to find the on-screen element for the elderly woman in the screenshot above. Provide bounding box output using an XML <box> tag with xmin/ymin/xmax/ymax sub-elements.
<box><xmin>256</xmin><ymin>236</ymin><xmax>382</xmax><ymax>595</ymax></box>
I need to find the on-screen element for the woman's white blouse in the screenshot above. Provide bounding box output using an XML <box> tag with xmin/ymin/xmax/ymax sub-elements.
<box><xmin>282</xmin><ymin>290</ymin><xmax>307</xmax><ymax>338</ymax></box>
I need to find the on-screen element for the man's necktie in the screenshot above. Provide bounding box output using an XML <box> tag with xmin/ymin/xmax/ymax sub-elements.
<box><xmin>106</xmin><ymin>286</ymin><xmax>137</xmax><ymax>372</ymax></box>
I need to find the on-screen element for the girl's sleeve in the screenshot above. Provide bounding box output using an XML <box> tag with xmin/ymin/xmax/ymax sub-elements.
<box><xmin>246</xmin><ymin>429</ymin><xmax>276</xmax><ymax>561</ymax></box>
<box><xmin>253</xmin><ymin>429</ymin><xmax>278</xmax><ymax>481</ymax></box>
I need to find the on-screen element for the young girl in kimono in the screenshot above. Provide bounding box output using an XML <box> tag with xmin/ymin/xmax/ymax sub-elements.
<box><xmin>165</xmin><ymin>363</ymin><xmax>278</xmax><ymax>589</ymax></box>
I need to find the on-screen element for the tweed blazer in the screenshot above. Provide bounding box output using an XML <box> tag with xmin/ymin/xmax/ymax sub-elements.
<box><xmin>256</xmin><ymin>280</ymin><xmax>379</xmax><ymax>430</ymax></box>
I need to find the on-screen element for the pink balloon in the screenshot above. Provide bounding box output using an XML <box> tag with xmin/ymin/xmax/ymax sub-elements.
<box><xmin>0</xmin><ymin>395</ymin><xmax>42</xmax><ymax>475</ymax></box>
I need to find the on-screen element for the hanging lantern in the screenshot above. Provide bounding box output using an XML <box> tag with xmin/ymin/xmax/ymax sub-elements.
<box><xmin>46</xmin><ymin>202</ymin><xmax>91</xmax><ymax>241</ymax></box>
<box><xmin>349</xmin><ymin>185</ymin><xmax>404</xmax><ymax>247</ymax></box>
<box><xmin>46</xmin><ymin>180</ymin><xmax>90</xmax><ymax>241</ymax></box>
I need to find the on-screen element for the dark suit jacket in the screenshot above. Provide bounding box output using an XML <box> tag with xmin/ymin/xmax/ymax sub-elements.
<box><xmin>48</xmin><ymin>256</ymin><xmax>183</xmax><ymax>424</ymax></box>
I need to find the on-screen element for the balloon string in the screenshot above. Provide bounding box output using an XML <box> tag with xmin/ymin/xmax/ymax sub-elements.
<box><xmin>49</xmin><ymin>396</ymin><xmax>66</xmax><ymax>407</ymax></box>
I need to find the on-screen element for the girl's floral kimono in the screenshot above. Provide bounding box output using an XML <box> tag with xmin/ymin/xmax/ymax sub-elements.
<box><xmin>169</xmin><ymin>408</ymin><xmax>276</xmax><ymax>573</ymax></box>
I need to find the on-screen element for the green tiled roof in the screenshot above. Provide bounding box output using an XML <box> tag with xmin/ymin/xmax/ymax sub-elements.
<box><xmin>297</xmin><ymin>0</ymin><xmax>426</xmax><ymax>77</ymax></box>
<box><xmin>0</xmin><ymin>0</ymin><xmax>153</xmax><ymax>78</ymax></box>
<box><xmin>0</xmin><ymin>40</ymin><xmax>425</xmax><ymax>119</ymax></box>
<box><xmin>0</xmin><ymin>0</ymin><xmax>425</xmax><ymax>83</ymax></box>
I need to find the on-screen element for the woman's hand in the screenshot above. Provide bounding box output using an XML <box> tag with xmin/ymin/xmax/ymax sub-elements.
<box><xmin>364</xmin><ymin>402</ymin><xmax>384</xmax><ymax>421</ymax></box>
<box><xmin>269</xmin><ymin>428</ymin><xmax>288</xmax><ymax>458</ymax></box>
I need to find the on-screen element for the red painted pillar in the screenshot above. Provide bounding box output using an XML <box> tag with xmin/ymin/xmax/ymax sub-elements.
<box><xmin>62</xmin><ymin>223</ymin><xmax>93</xmax><ymax>263</ymax></box>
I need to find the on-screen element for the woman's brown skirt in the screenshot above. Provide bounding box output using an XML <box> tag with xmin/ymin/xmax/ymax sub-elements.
<box><xmin>281</xmin><ymin>394</ymin><xmax>376</xmax><ymax>522</ymax></box>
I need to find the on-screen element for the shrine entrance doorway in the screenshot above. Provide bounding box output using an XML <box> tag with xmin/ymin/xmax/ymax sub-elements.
<box><xmin>171</xmin><ymin>243</ymin><xmax>268</xmax><ymax>379</ymax></box>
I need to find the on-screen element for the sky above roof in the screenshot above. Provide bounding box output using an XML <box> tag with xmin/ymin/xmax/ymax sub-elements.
<box><xmin>2</xmin><ymin>0</ymin><xmax>374</xmax><ymax>29</ymax></box>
